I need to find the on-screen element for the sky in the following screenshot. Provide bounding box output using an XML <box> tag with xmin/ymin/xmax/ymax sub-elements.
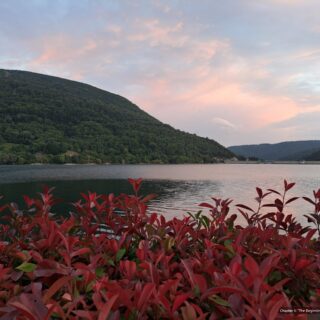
<box><xmin>1</xmin><ymin>0</ymin><xmax>320</xmax><ymax>146</ymax></box>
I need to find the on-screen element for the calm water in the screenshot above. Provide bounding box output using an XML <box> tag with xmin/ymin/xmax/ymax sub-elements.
<box><xmin>0</xmin><ymin>164</ymin><xmax>319</xmax><ymax>224</ymax></box>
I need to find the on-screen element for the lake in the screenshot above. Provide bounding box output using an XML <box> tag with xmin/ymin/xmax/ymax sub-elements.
<box><xmin>0</xmin><ymin>164</ymin><xmax>319</xmax><ymax>224</ymax></box>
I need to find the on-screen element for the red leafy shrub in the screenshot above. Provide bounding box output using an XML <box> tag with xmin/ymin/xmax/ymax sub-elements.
<box><xmin>0</xmin><ymin>179</ymin><xmax>319</xmax><ymax>319</ymax></box>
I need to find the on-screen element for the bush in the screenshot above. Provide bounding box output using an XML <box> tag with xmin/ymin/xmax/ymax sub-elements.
<box><xmin>0</xmin><ymin>179</ymin><xmax>319</xmax><ymax>319</ymax></box>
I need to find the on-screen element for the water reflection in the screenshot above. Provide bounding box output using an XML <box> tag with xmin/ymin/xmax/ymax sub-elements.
<box><xmin>0</xmin><ymin>179</ymin><xmax>222</xmax><ymax>220</ymax></box>
<box><xmin>0</xmin><ymin>164</ymin><xmax>319</xmax><ymax>225</ymax></box>
<box><xmin>147</xmin><ymin>180</ymin><xmax>222</xmax><ymax>218</ymax></box>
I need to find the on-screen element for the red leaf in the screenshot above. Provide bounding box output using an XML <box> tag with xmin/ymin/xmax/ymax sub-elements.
<box><xmin>261</xmin><ymin>204</ymin><xmax>277</xmax><ymax>209</ymax></box>
<box><xmin>236</xmin><ymin>204</ymin><xmax>254</xmax><ymax>212</ymax></box>
<box><xmin>8</xmin><ymin>301</ymin><xmax>37</xmax><ymax>320</ymax></box>
<box><xmin>304</xmin><ymin>214</ymin><xmax>316</xmax><ymax>223</ymax></box>
<box><xmin>256</xmin><ymin>187</ymin><xmax>263</xmax><ymax>198</ymax></box>
<box><xmin>285</xmin><ymin>197</ymin><xmax>299</xmax><ymax>204</ymax></box>
<box><xmin>201</xmin><ymin>287</ymin><xmax>242</xmax><ymax>301</ymax></box>
<box><xmin>295</xmin><ymin>258</ymin><xmax>312</xmax><ymax>271</ymax></box>
<box><xmin>181</xmin><ymin>303</ymin><xmax>197</xmax><ymax>320</ymax></box>
<box><xmin>128</xmin><ymin>178</ymin><xmax>143</xmax><ymax>194</ymax></box>
<box><xmin>98</xmin><ymin>294</ymin><xmax>118</xmax><ymax>320</ymax></box>
<box><xmin>158</xmin><ymin>294</ymin><xmax>171</xmax><ymax>313</ymax></box>
<box><xmin>120</xmin><ymin>260</ymin><xmax>136</xmax><ymax>280</ymax></box>
<box><xmin>159</xmin><ymin>279</ymin><xmax>180</xmax><ymax>297</ymax></box>
<box><xmin>260</xmin><ymin>254</ymin><xmax>280</xmax><ymax>279</ymax></box>
<box><xmin>244</xmin><ymin>255</ymin><xmax>259</xmax><ymax>276</ymax></box>
<box><xmin>141</xmin><ymin>194</ymin><xmax>157</xmax><ymax>203</ymax></box>
<box><xmin>137</xmin><ymin>283</ymin><xmax>155</xmax><ymax>311</ymax></box>
<box><xmin>70</xmin><ymin>247</ymin><xmax>91</xmax><ymax>258</ymax></box>
<box><xmin>43</xmin><ymin>276</ymin><xmax>73</xmax><ymax>303</ymax></box>
<box><xmin>181</xmin><ymin>260</ymin><xmax>195</xmax><ymax>287</ymax></box>
<box><xmin>274</xmin><ymin>199</ymin><xmax>283</xmax><ymax>211</ymax></box>
<box><xmin>304</xmin><ymin>229</ymin><xmax>317</xmax><ymax>243</ymax></box>
<box><xmin>284</xmin><ymin>180</ymin><xmax>295</xmax><ymax>192</ymax></box>
<box><xmin>198</xmin><ymin>202</ymin><xmax>214</xmax><ymax>209</ymax></box>
<box><xmin>230</xmin><ymin>256</ymin><xmax>242</xmax><ymax>276</ymax></box>
<box><xmin>269</xmin><ymin>298</ymin><xmax>286</xmax><ymax>320</ymax></box>
<box><xmin>194</xmin><ymin>274</ymin><xmax>207</xmax><ymax>293</ymax></box>
<box><xmin>267</xmin><ymin>189</ymin><xmax>281</xmax><ymax>195</ymax></box>
<box><xmin>271</xmin><ymin>278</ymin><xmax>290</xmax><ymax>291</ymax></box>
<box><xmin>303</xmin><ymin>197</ymin><xmax>316</xmax><ymax>205</ymax></box>
<box><xmin>172</xmin><ymin>294</ymin><xmax>190</xmax><ymax>313</ymax></box>
<box><xmin>73</xmin><ymin>310</ymin><xmax>95</xmax><ymax>320</ymax></box>
<box><xmin>23</xmin><ymin>195</ymin><xmax>35</xmax><ymax>208</ymax></box>
<box><xmin>245</xmin><ymin>305</ymin><xmax>263</xmax><ymax>320</ymax></box>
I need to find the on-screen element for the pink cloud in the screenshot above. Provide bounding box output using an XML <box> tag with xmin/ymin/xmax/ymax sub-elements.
<box><xmin>127</xmin><ymin>32</ymin><xmax>302</xmax><ymax>132</ymax></box>
<box><xmin>30</xmin><ymin>35</ymin><xmax>98</xmax><ymax>66</ymax></box>
<box><xmin>127</xmin><ymin>19</ymin><xmax>186</xmax><ymax>48</ymax></box>
<box><xmin>5</xmin><ymin>3</ymin><xmax>318</xmax><ymax>145</ymax></box>
<box><xmin>268</xmin><ymin>0</ymin><xmax>309</xmax><ymax>5</ymax></box>
<box><xmin>23</xmin><ymin>19</ymin><xmax>313</xmax><ymax>145</ymax></box>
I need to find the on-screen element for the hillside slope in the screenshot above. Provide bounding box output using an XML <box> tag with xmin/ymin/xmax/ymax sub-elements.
<box><xmin>0</xmin><ymin>69</ymin><xmax>234</xmax><ymax>164</ymax></box>
<box><xmin>228</xmin><ymin>140</ymin><xmax>320</xmax><ymax>161</ymax></box>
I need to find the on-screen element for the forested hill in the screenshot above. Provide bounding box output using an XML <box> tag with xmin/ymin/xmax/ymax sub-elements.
<box><xmin>0</xmin><ymin>69</ymin><xmax>234</xmax><ymax>164</ymax></box>
<box><xmin>228</xmin><ymin>140</ymin><xmax>320</xmax><ymax>161</ymax></box>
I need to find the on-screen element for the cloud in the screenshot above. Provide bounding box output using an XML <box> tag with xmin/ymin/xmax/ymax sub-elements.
<box><xmin>271</xmin><ymin>110</ymin><xmax>320</xmax><ymax>129</ymax></box>
<box><xmin>1</xmin><ymin>0</ymin><xmax>320</xmax><ymax>145</ymax></box>
<box><xmin>266</xmin><ymin>0</ymin><xmax>315</xmax><ymax>6</ymax></box>
<box><xmin>211</xmin><ymin>117</ymin><xmax>237</xmax><ymax>129</ymax></box>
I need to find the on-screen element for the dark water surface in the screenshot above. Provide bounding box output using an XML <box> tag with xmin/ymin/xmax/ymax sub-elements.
<box><xmin>0</xmin><ymin>164</ymin><xmax>319</xmax><ymax>223</ymax></box>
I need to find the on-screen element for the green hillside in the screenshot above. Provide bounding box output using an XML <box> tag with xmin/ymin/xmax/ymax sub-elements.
<box><xmin>0</xmin><ymin>69</ymin><xmax>234</xmax><ymax>164</ymax></box>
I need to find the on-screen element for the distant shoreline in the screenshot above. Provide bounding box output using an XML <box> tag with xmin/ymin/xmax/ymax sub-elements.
<box><xmin>1</xmin><ymin>161</ymin><xmax>320</xmax><ymax>166</ymax></box>
<box><xmin>224</xmin><ymin>160</ymin><xmax>320</xmax><ymax>165</ymax></box>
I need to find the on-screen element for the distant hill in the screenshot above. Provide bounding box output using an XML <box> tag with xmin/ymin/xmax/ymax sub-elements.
<box><xmin>228</xmin><ymin>140</ymin><xmax>320</xmax><ymax>161</ymax></box>
<box><xmin>0</xmin><ymin>69</ymin><xmax>234</xmax><ymax>164</ymax></box>
<box><xmin>306</xmin><ymin>150</ymin><xmax>320</xmax><ymax>161</ymax></box>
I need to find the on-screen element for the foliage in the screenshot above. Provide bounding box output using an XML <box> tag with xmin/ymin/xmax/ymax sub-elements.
<box><xmin>0</xmin><ymin>69</ymin><xmax>234</xmax><ymax>164</ymax></box>
<box><xmin>0</xmin><ymin>179</ymin><xmax>319</xmax><ymax>319</ymax></box>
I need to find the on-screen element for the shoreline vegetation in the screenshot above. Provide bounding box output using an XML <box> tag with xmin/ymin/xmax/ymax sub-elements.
<box><xmin>2</xmin><ymin>160</ymin><xmax>320</xmax><ymax>166</ymax></box>
<box><xmin>0</xmin><ymin>179</ymin><xmax>319</xmax><ymax>318</ymax></box>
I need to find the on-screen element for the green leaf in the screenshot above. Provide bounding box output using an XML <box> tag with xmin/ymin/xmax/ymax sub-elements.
<box><xmin>224</xmin><ymin>240</ymin><xmax>235</xmax><ymax>254</ymax></box>
<box><xmin>201</xmin><ymin>215</ymin><xmax>210</xmax><ymax>228</ymax></box>
<box><xmin>268</xmin><ymin>270</ymin><xmax>282</xmax><ymax>282</ymax></box>
<box><xmin>95</xmin><ymin>267</ymin><xmax>105</xmax><ymax>278</ymax></box>
<box><xmin>86</xmin><ymin>280</ymin><xmax>95</xmax><ymax>293</ymax></box>
<box><xmin>108</xmin><ymin>259</ymin><xmax>115</xmax><ymax>266</ymax></box>
<box><xmin>16</xmin><ymin>262</ymin><xmax>36</xmax><ymax>273</ymax></box>
<box><xmin>116</xmin><ymin>248</ymin><xmax>126</xmax><ymax>262</ymax></box>
<box><xmin>187</xmin><ymin>212</ymin><xmax>195</xmax><ymax>220</ymax></box>
<box><xmin>145</xmin><ymin>224</ymin><xmax>155</xmax><ymax>236</ymax></box>
<box><xmin>209</xmin><ymin>294</ymin><xmax>230</xmax><ymax>307</ymax></box>
<box><xmin>193</xmin><ymin>285</ymin><xmax>200</xmax><ymax>297</ymax></box>
<box><xmin>164</xmin><ymin>237</ymin><xmax>175</xmax><ymax>251</ymax></box>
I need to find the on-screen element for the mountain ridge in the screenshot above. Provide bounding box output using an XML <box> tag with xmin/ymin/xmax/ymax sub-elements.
<box><xmin>228</xmin><ymin>140</ymin><xmax>320</xmax><ymax>161</ymax></box>
<box><xmin>0</xmin><ymin>69</ymin><xmax>234</xmax><ymax>164</ymax></box>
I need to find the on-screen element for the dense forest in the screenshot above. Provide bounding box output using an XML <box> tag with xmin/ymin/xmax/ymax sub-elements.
<box><xmin>0</xmin><ymin>69</ymin><xmax>234</xmax><ymax>164</ymax></box>
<box><xmin>229</xmin><ymin>140</ymin><xmax>320</xmax><ymax>161</ymax></box>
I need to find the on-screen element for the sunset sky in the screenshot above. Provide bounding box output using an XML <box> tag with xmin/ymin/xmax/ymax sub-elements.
<box><xmin>1</xmin><ymin>0</ymin><xmax>320</xmax><ymax>146</ymax></box>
